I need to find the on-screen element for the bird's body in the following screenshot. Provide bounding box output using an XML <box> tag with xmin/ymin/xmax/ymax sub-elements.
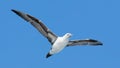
<box><xmin>50</xmin><ymin>33</ymin><xmax>71</xmax><ymax>54</ymax></box>
<box><xmin>50</xmin><ymin>37</ymin><xmax>68</xmax><ymax>54</ymax></box>
<box><xmin>12</xmin><ymin>9</ymin><xmax>103</xmax><ymax>58</ymax></box>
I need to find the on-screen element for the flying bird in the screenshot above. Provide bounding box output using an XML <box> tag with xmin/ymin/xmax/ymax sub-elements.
<box><xmin>11</xmin><ymin>9</ymin><xmax>103</xmax><ymax>58</ymax></box>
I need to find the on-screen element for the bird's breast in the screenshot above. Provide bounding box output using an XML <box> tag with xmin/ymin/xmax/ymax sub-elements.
<box><xmin>50</xmin><ymin>37</ymin><xmax>69</xmax><ymax>54</ymax></box>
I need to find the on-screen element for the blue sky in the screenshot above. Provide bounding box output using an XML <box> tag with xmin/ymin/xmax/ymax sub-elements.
<box><xmin>0</xmin><ymin>0</ymin><xmax>120</xmax><ymax>68</ymax></box>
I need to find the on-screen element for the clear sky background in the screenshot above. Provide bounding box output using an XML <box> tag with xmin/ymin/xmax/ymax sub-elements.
<box><xmin>0</xmin><ymin>0</ymin><xmax>120</xmax><ymax>68</ymax></box>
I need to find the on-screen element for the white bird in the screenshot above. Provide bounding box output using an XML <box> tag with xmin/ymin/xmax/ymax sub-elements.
<box><xmin>11</xmin><ymin>9</ymin><xmax>103</xmax><ymax>58</ymax></box>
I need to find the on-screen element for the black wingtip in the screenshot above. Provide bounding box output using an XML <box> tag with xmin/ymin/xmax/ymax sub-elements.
<box><xmin>11</xmin><ymin>9</ymin><xmax>16</xmax><ymax>12</ymax></box>
<box><xmin>99</xmin><ymin>42</ymin><xmax>103</xmax><ymax>45</ymax></box>
<box><xmin>11</xmin><ymin>9</ymin><xmax>15</xmax><ymax>11</ymax></box>
<box><xmin>46</xmin><ymin>53</ymin><xmax>52</xmax><ymax>58</ymax></box>
<box><xmin>87</xmin><ymin>39</ymin><xmax>103</xmax><ymax>45</ymax></box>
<box><xmin>97</xmin><ymin>41</ymin><xmax>103</xmax><ymax>45</ymax></box>
<box><xmin>95</xmin><ymin>42</ymin><xmax>103</xmax><ymax>46</ymax></box>
<box><xmin>11</xmin><ymin>9</ymin><xmax>19</xmax><ymax>14</ymax></box>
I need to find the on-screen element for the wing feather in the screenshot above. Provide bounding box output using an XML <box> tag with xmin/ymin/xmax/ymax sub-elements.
<box><xmin>67</xmin><ymin>39</ymin><xmax>103</xmax><ymax>46</ymax></box>
<box><xmin>12</xmin><ymin>9</ymin><xmax>57</xmax><ymax>44</ymax></box>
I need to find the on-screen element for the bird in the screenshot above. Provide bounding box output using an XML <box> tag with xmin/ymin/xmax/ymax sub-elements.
<box><xmin>11</xmin><ymin>9</ymin><xmax>103</xmax><ymax>58</ymax></box>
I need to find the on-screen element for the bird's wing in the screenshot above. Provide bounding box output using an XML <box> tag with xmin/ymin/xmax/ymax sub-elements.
<box><xmin>12</xmin><ymin>9</ymin><xmax>57</xmax><ymax>44</ymax></box>
<box><xmin>67</xmin><ymin>39</ymin><xmax>103</xmax><ymax>46</ymax></box>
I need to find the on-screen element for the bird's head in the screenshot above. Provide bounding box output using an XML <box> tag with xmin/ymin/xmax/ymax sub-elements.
<box><xmin>64</xmin><ymin>33</ymin><xmax>72</xmax><ymax>38</ymax></box>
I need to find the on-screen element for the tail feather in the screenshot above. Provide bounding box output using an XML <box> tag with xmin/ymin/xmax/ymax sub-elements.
<box><xmin>46</xmin><ymin>53</ymin><xmax>52</xmax><ymax>58</ymax></box>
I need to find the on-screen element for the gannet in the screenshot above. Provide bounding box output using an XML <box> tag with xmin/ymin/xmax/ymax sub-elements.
<box><xmin>11</xmin><ymin>9</ymin><xmax>103</xmax><ymax>58</ymax></box>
